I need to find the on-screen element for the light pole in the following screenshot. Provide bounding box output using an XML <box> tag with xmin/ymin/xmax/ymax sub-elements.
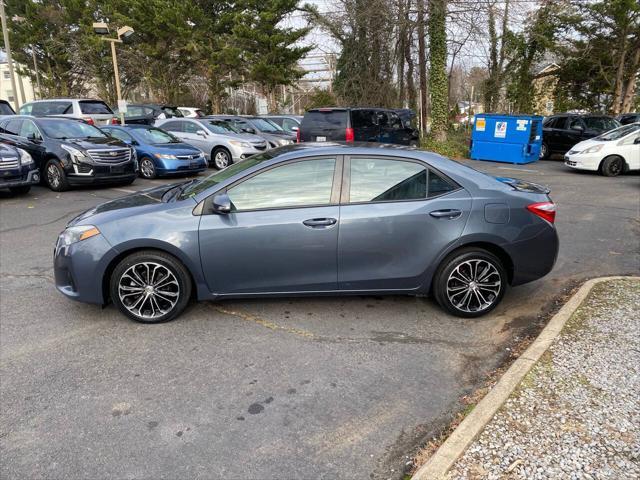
<box><xmin>92</xmin><ymin>22</ymin><xmax>134</xmax><ymax>125</ymax></box>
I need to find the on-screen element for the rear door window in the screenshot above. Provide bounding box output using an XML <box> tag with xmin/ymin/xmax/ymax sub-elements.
<box><xmin>183</xmin><ymin>121</ymin><xmax>203</xmax><ymax>134</ymax></box>
<box><xmin>160</xmin><ymin>121</ymin><xmax>183</xmax><ymax>132</ymax></box>
<box><xmin>79</xmin><ymin>100</ymin><xmax>113</xmax><ymax>114</ymax></box>
<box><xmin>19</xmin><ymin>119</ymin><xmax>41</xmax><ymax>139</ymax></box>
<box><xmin>552</xmin><ymin>116</ymin><xmax>568</xmax><ymax>129</ymax></box>
<box><xmin>349</xmin><ymin>158</ymin><xmax>427</xmax><ymax>203</ymax></box>
<box><xmin>352</xmin><ymin>110</ymin><xmax>377</xmax><ymax>129</ymax></box>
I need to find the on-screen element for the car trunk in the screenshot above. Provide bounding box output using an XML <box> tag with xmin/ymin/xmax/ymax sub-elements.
<box><xmin>300</xmin><ymin>109</ymin><xmax>349</xmax><ymax>142</ymax></box>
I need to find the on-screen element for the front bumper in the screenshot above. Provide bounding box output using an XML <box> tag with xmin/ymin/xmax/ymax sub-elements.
<box><xmin>564</xmin><ymin>153</ymin><xmax>600</xmax><ymax>171</ymax></box>
<box><xmin>54</xmin><ymin>233</ymin><xmax>118</xmax><ymax>304</ymax></box>
<box><xmin>0</xmin><ymin>167</ymin><xmax>40</xmax><ymax>188</ymax></box>
<box><xmin>155</xmin><ymin>157</ymin><xmax>208</xmax><ymax>175</ymax></box>
<box><xmin>229</xmin><ymin>144</ymin><xmax>267</xmax><ymax>162</ymax></box>
<box><xmin>66</xmin><ymin>161</ymin><xmax>137</xmax><ymax>185</ymax></box>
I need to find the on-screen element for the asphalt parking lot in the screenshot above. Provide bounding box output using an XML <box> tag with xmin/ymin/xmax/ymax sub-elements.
<box><xmin>1</xmin><ymin>158</ymin><xmax>638</xmax><ymax>479</ymax></box>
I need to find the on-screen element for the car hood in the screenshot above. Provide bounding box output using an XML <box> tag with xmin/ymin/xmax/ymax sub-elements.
<box><xmin>568</xmin><ymin>138</ymin><xmax>602</xmax><ymax>152</ymax></box>
<box><xmin>226</xmin><ymin>132</ymin><xmax>267</xmax><ymax>144</ymax></box>
<box><xmin>68</xmin><ymin>183</ymin><xmax>188</xmax><ymax>226</ymax></box>
<box><xmin>62</xmin><ymin>137</ymin><xmax>128</xmax><ymax>150</ymax></box>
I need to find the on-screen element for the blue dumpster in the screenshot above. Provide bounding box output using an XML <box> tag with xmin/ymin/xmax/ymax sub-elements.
<box><xmin>470</xmin><ymin>114</ymin><xmax>543</xmax><ymax>164</ymax></box>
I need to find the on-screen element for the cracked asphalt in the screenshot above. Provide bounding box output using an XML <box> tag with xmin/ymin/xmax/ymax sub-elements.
<box><xmin>1</xmin><ymin>159</ymin><xmax>638</xmax><ymax>479</ymax></box>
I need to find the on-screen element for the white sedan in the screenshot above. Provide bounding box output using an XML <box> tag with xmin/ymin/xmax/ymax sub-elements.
<box><xmin>564</xmin><ymin>123</ymin><xmax>640</xmax><ymax>176</ymax></box>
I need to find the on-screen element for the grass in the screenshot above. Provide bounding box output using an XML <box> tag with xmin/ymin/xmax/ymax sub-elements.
<box><xmin>420</xmin><ymin>128</ymin><xmax>471</xmax><ymax>160</ymax></box>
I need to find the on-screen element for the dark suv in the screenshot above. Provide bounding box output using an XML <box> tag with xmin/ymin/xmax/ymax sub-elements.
<box><xmin>0</xmin><ymin>143</ymin><xmax>40</xmax><ymax>194</ymax></box>
<box><xmin>617</xmin><ymin>113</ymin><xmax>640</xmax><ymax>125</ymax></box>
<box><xmin>541</xmin><ymin>114</ymin><xmax>620</xmax><ymax>159</ymax></box>
<box><xmin>112</xmin><ymin>104</ymin><xmax>184</xmax><ymax>126</ymax></box>
<box><xmin>298</xmin><ymin>107</ymin><xmax>419</xmax><ymax>146</ymax></box>
<box><xmin>0</xmin><ymin>116</ymin><xmax>137</xmax><ymax>191</ymax></box>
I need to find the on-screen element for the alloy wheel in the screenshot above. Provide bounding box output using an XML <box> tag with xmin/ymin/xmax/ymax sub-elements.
<box><xmin>214</xmin><ymin>151</ymin><xmax>229</xmax><ymax>169</ymax></box>
<box><xmin>446</xmin><ymin>259</ymin><xmax>501</xmax><ymax>313</ymax></box>
<box><xmin>118</xmin><ymin>262</ymin><xmax>180</xmax><ymax>320</ymax></box>
<box><xmin>47</xmin><ymin>164</ymin><xmax>61</xmax><ymax>189</ymax></box>
<box><xmin>140</xmin><ymin>158</ymin><xmax>155</xmax><ymax>178</ymax></box>
<box><xmin>540</xmin><ymin>144</ymin><xmax>548</xmax><ymax>159</ymax></box>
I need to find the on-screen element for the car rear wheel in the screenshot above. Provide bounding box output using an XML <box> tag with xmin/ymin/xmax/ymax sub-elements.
<box><xmin>139</xmin><ymin>157</ymin><xmax>157</xmax><ymax>179</ymax></box>
<box><xmin>540</xmin><ymin>143</ymin><xmax>549</xmax><ymax>160</ymax></box>
<box><xmin>433</xmin><ymin>248</ymin><xmax>507</xmax><ymax>318</ymax></box>
<box><xmin>212</xmin><ymin>147</ymin><xmax>231</xmax><ymax>170</ymax></box>
<box><xmin>599</xmin><ymin>155</ymin><xmax>624</xmax><ymax>177</ymax></box>
<box><xmin>110</xmin><ymin>250</ymin><xmax>192</xmax><ymax>323</ymax></box>
<box><xmin>9</xmin><ymin>185</ymin><xmax>31</xmax><ymax>195</ymax></box>
<box><xmin>44</xmin><ymin>159</ymin><xmax>70</xmax><ymax>192</ymax></box>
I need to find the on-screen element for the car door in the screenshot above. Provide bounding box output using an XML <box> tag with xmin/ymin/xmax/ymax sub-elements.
<box><xmin>198</xmin><ymin>156</ymin><xmax>341</xmax><ymax>294</ymax></box>
<box><xmin>619</xmin><ymin>129</ymin><xmax>640</xmax><ymax>170</ymax></box>
<box><xmin>565</xmin><ymin>116</ymin><xmax>587</xmax><ymax>152</ymax></box>
<box><xmin>549</xmin><ymin>116</ymin><xmax>568</xmax><ymax>153</ymax></box>
<box><xmin>337</xmin><ymin>155</ymin><xmax>472</xmax><ymax>291</ymax></box>
<box><xmin>17</xmin><ymin>119</ymin><xmax>47</xmax><ymax>167</ymax></box>
<box><xmin>178</xmin><ymin>120</ymin><xmax>211</xmax><ymax>152</ymax></box>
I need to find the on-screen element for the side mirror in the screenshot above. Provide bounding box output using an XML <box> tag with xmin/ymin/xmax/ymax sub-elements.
<box><xmin>242</xmin><ymin>127</ymin><xmax>256</xmax><ymax>134</ymax></box>
<box><xmin>571</xmin><ymin>124</ymin><xmax>584</xmax><ymax>132</ymax></box>
<box><xmin>27</xmin><ymin>132</ymin><xmax>42</xmax><ymax>143</ymax></box>
<box><xmin>197</xmin><ymin>130</ymin><xmax>208</xmax><ymax>137</ymax></box>
<box><xmin>211</xmin><ymin>193</ymin><xmax>231</xmax><ymax>214</ymax></box>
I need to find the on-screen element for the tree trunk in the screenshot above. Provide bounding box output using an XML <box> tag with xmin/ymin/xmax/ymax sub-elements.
<box><xmin>611</xmin><ymin>27</ymin><xmax>629</xmax><ymax>115</ymax></box>
<box><xmin>620</xmin><ymin>45</ymin><xmax>640</xmax><ymax>113</ymax></box>
<box><xmin>397</xmin><ymin>0</ymin><xmax>407</xmax><ymax>106</ymax></box>
<box><xmin>484</xmin><ymin>4</ymin><xmax>498</xmax><ymax>112</ymax></box>
<box><xmin>417</xmin><ymin>0</ymin><xmax>428</xmax><ymax>135</ymax></box>
<box><xmin>428</xmin><ymin>0</ymin><xmax>448</xmax><ymax>142</ymax></box>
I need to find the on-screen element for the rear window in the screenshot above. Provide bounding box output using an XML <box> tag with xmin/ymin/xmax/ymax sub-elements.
<box><xmin>303</xmin><ymin>110</ymin><xmax>347</xmax><ymax>129</ymax></box>
<box><xmin>584</xmin><ymin>117</ymin><xmax>619</xmax><ymax>131</ymax></box>
<box><xmin>162</xmin><ymin>106</ymin><xmax>183</xmax><ymax>118</ymax></box>
<box><xmin>79</xmin><ymin>100</ymin><xmax>113</xmax><ymax>114</ymax></box>
<box><xmin>27</xmin><ymin>101</ymin><xmax>73</xmax><ymax>116</ymax></box>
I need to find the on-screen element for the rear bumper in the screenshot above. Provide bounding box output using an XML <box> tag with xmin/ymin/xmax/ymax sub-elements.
<box><xmin>0</xmin><ymin>168</ymin><xmax>40</xmax><ymax>188</ymax></box>
<box><xmin>506</xmin><ymin>224</ymin><xmax>559</xmax><ymax>286</ymax></box>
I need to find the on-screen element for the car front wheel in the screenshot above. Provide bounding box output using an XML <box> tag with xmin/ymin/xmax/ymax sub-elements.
<box><xmin>211</xmin><ymin>147</ymin><xmax>231</xmax><ymax>170</ymax></box>
<box><xmin>540</xmin><ymin>143</ymin><xmax>549</xmax><ymax>160</ymax></box>
<box><xmin>433</xmin><ymin>248</ymin><xmax>507</xmax><ymax>318</ymax></box>
<box><xmin>44</xmin><ymin>159</ymin><xmax>70</xmax><ymax>192</ymax></box>
<box><xmin>110</xmin><ymin>250</ymin><xmax>192</xmax><ymax>323</ymax></box>
<box><xmin>599</xmin><ymin>155</ymin><xmax>624</xmax><ymax>177</ymax></box>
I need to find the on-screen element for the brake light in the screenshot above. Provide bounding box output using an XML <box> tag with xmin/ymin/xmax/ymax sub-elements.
<box><xmin>85</xmin><ymin>117</ymin><xmax>94</xmax><ymax>125</ymax></box>
<box><xmin>111</xmin><ymin>117</ymin><xmax>119</xmax><ymax>125</ymax></box>
<box><xmin>527</xmin><ymin>202</ymin><xmax>556</xmax><ymax>224</ymax></box>
<box><xmin>296</xmin><ymin>128</ymin><xmax>301</xmax><ymax>143</ymax></box>
<box><xmin>345</xmin><ymin>127</ymin><xmax>354</xmax><ymax>142</ymax></box>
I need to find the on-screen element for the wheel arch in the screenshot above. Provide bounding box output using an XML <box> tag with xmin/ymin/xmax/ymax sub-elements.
<box><xmin>599</xmin><ymin>154</ymin><xmax>629</xmax><ymax>173</ymax></box>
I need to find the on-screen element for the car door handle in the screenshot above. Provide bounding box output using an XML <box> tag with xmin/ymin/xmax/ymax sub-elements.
<box><xmin>429</xmin><ymin>209</ymin><xmax>462</xmax><ymax>219</ymax></box>
<box><xmin>303</xmin><ymin>218</ymin><xmax>337</xmax><ymax>228</ymax></box>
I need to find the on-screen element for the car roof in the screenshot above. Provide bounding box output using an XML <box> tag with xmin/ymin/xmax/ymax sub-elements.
<box><xmin>23</xmin><ymin>98</ymin><xmax>104</xmax><ymax>103</ymax></box>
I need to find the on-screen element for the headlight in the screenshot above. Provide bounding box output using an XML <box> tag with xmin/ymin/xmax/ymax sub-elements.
<box><xmin>581</xmin><ymin>144</ymin><xmax>603</xmax><ymax>154</ymax></box>
<box><xmin>279</xmin><ymin>139</ymin><xmax>292</xmax><ymax>146</ymax></box>
<box><xmin>229</xmin><ymin>140</ymin><xmax>251</xmax><ymax>148</ymax></box>
<box><xmin>154</xmin><ymin>153</ymin><xmax>177</xmax><ymax>160</ymax></box>
<box><xmin>17</xmin><ymin>148</ymin><xmax>33</xmax><ymax>165</ymax></box>
<box><xmin>58</xmin><ymin>225</ymin><xmax>100</xmax><ymax>247</ymax></box>
<box><xmin>61</xmin><ymin>144</ymin><xmax>88</xmax><ymax>163</ymax></box>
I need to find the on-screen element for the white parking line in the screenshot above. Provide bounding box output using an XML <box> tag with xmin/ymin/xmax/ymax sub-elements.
<box><xmin>110</xmin><ymin>188</ymin><xmax>138</xmax><ymax>194</ymax></box>
<box><xmin>497</xmin><ymin>166</ymin><xmax>540</xmax><ymax>173</ymax></box>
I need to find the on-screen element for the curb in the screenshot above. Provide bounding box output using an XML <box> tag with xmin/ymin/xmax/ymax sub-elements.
<box><xmin>411</xmin><ymin>276</ymin><xmax>640</xmax><ymax>480</ymax></box>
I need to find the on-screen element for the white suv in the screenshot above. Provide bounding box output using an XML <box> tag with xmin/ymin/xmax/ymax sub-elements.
<box><xmin>18</xmin><ymin>99</ymin><xmax>115</xmax><ymax>126</ymax></box>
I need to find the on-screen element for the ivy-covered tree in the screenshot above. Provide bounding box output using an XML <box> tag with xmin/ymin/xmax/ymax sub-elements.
<box><xmin>428</xmin><ymin>0</ymin><xmax>448</xmax><ymax>142</ymax></box>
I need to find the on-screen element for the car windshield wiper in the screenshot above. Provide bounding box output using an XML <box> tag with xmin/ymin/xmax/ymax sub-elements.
<box><xmin>162</xmin><ymin>179</ymin><xmax>199</xmax><ymax>202</ymax></box>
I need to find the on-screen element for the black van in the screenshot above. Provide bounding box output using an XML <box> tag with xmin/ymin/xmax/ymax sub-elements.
<box><xmin>298</xmin><ymin>107</ymin><xmax>419</xmax><ymax>146</ymax></box>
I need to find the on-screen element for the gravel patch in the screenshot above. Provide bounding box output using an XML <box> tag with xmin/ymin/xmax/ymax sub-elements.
<box><xmin>448</xmin><ymin>279</ymin><xmax>640</xmax><ymax>480</ymax></box>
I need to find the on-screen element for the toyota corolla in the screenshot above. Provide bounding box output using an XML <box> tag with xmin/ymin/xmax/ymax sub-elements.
<box><xmin>54</xmin><ymin>143</ymin><xmax>559</xmax><ymax>323</ymax></box>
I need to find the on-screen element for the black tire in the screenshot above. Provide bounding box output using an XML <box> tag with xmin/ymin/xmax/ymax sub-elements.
<box><xmin>433</xmin><ymin>248</ymin><xmax>507</xmax><ymax>318</ymax></box>
<box><xmin>8</xmin><ymin>185</ymin><xmax>31</xmax><ymax>195</ymax></box>
<box><xmin>599</xmin><ymin>155</ymin><xmax>624</xmax><ymax>177</ymax></box>
<box><xmin>211</xmin><ymin>147</ymin><xmax>232</xmax><ymax>170</ymax></box>
<box><xmin>539</xmin><ymin>142</ymin><xmax>550</xmax><ymax>160</ymax></box>
<box><xmin>110</xmin><ymin>250</ymin><xmax>192</xmax><ymax>324</ymax></box>
<box><xmin>139</xmin><ymin>157</ymin><xmax>157</xmax><ymax>179</ymax></box>
<box><xmin>44</xmin><ymin>159</ymin><xmax>70</xmax><ymax>192</ymax></box>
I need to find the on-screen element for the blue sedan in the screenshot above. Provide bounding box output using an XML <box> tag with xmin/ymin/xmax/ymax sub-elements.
<box><xmin>101</xmin><ymin>125</ymin><xmax>207</xmax><ymax>179</ymax></box>
<box><xmin>53</xmin><ymin>143</ymin><xmax>559</xmax><ymax>324</ymax></box>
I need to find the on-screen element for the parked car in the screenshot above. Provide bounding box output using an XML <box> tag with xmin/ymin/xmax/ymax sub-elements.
<box><xmin>617</xmin><ymin>113</ymin><xmax>640</xmax><ymax>125</ymax></box>
<box><xmin>179</xmin><ymin>107</ymin><xmax>206</xmax><ymax>118</ymax></box>
<box><xmin>53</xmin><ymin>143</ymin><xmax>558</xmax><ymax>324</ymax></box>
<box><xmin>0</xmin><ymin>143</ymin><xmax>40</xmax><ymax>194</ymax></box>
<box><xmin>206</xmin><ymin>115</ymin><xmax>296</xmax><ymax>148</ymax></box>
<box><xmin>156</xmin><ymin>117</ymin><xmax>268</xmax><ymax>169</ymax></box>
<box><xmin>263</xmin><ymin>115</ymin><xmax>303</xmax><ymax>133</ymax></box>
<box><xmin>0</xmin><ymin>99</ymin><xmax>16</xmax><ymax>116</ymax></box>
<box><xmin>298</xmin><ymin>107</ymin><xmax>420</xmax><ymax>146</ymax></box>
<box><xmin>100</xmin><ymin>125</ymin><xmax>207</xmax><ymax>179</ymax></box>
<box><xmin>540</xmin><ymin>114</ymin><xmax>620</xmax><ymax>159</ymax></box>
<box><xmin>18</xmin><ymin>99</ymin><xmax>115</xmax><ymax>126</ymax></box>
<box><xmin>112</xmin><ymin>104</ymin><xmax>184</xmax><ymax>126</ymax></box>
<box><xmin>0</xmin><ymin>116</ymin><xmax>137</xmax><ymax>191</ymax></box>
<box><xmin>564</xmin><ymin>122</ymin><xmax>640</xmax><ymax>176</ymax></box>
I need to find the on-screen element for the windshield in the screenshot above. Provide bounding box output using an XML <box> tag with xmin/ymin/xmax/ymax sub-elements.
<box><xmin>39</xmin><ymin>119</ymin><xmax>108</xmax><ymax>139</ymax></box>
<box><xmin>179</xmin><ymin>150</ymin><xmax>277</xmax><ymax>199</ymax></box>
<box><xmin>135</xmin><ymin>127</ymin><xmax>180</xmax><ymax>144</ymax></box>
<box><xmin>250</xmin><ymin>118</ymin><xmax>284</xmax><ymax>133</ymax></box>
<box><xmin>595</xmin><ymin>123</ymin><xmax>640</xmax><ymax>141</ymax></box>
<box><xmin>202</xmin><ymin>120</ymin><xmax>240</xmax><ymax>134</ymax></box>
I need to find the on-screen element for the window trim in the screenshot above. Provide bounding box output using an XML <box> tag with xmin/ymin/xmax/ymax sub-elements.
<box><xmin>341</xmin><ymin>155</ymin><xmax>461</xmax><ymax>205</ymax></box>
<box><xmin>202</xmin><ymin>155</ymin><xmax>344</xmax><ymax>214</ymax></box>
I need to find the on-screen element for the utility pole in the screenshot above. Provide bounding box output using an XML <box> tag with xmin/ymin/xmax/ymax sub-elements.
<box><xmin>0</xmin><ymin>0</ymin><xmax>20</xmax><ymax>110</ymax></box>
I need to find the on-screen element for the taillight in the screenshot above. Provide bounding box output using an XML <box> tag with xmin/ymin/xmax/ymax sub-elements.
<box><xmin>296</xmin><ymin>128</ymin><xmax>301</xmax><ymax>143</ymax></box>
<box><xmin>111</xmin><ymin>117</ymin><xmax>119</xmax><ymax>125</ymax></box>
<box><xmin>85</xmin><ymin>117</ymin><xmax>94</xmax><ymax>125</ymax></box>
<box><xmin>345</xmin><ymin>127</ymin><xmax>354</xmax><ymax>142</ymax></box>
<box><xmin>527</xmin><ymin>202</ymin><xmax>556</xmax><ymax>224</ymax></box>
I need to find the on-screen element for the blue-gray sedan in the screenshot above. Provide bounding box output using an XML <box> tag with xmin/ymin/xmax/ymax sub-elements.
<box><xmin>54</xmin><ymin>143</ymin><xmax>559</xmax><ymax>323</ymax></box>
